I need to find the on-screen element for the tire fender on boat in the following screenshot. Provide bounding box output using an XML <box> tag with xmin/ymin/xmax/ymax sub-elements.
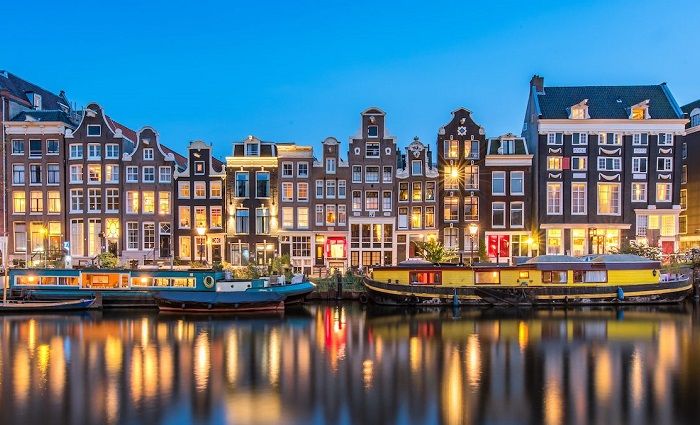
<box><xmin>204</xmin><ymin>276</ymin><xmax>215</xmax><ymax>289</ymax></box>
<box><xmin>409</xmin><ymin>294</ymin><xmax>419</xmax><ymax>305</ymax></box>
<box><xmin>359</xmin><ymin>293</ymin><xmax>369</xmax><ymax>304</ymax></box>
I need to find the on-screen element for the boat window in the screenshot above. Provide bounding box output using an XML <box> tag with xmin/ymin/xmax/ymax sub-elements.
<box><xmin>131</xmin><ymin>277</ymin><xmax>196</xmax><ymax>288</ymax></box>
<box><xmin>585</xmin><ymin>271</ymin><xmax>606</xmax><ymax>283</ymax></box>
<box><xmin>83</xmin><ymin>273</ymin><xmax>125</xmax><ymax>289</ymax></box>
<box><xmin>518</xmin><ymin>271</ymin><xmax>529</xmax><ymax>279</ymax></box>
<box><xmin>14</xmin><ymin>276</ymin><xmax>79</xmax><ymax>286</ymax></box>
<box><xmin>475</xmin><ymin>271</ymin><xmax>500</xmax><ymax>284</ymax></box>
<box><xmin>409</xmin><ymin>271</ymin><xmax>441</xmax><ymax>285</ymax></box>
<box><xmin>542</xmin><ymin>271</ymin><xmax>567</xmax><ymax>284</ymax></box>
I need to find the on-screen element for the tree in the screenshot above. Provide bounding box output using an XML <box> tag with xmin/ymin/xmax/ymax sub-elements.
<box><xmin>270</xmin><ymin>254</ymin><xmax>292</xmax><ymax>278</ymax></box>
<box><xmin>413</xmin><ymin>239</ymin><xmax>458</xmax><ymax>263</ymax></box>
<box><xmin>97</xmin><ymin>252</ymin><xmax>119</xmax><ymax>268</ymax></box>
<box><xmin>610</xmin><ymin>241</ymin><xmax>661</xmax><ymax>261</ymax></box>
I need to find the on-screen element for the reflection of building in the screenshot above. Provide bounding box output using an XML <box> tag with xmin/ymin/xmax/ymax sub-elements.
<box><xmin>523</xmin><ymin>75</ymin><xmax>687</xmax><ymax>255</ymax></box>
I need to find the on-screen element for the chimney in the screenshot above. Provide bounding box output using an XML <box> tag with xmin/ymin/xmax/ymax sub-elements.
<box><xmin>530</xmin><ymin>75</ymin><xmax>544</xmax><ymax>93</ymax></box>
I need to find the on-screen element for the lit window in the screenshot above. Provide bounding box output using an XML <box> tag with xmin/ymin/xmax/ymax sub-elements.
<box><xmin>571</xmin><ymin>183</ymin><xmax>586</xmax><ymax>215</ymax></box>
<box><xmin>656</xmin><ymin>183</ymin><xmax>672</xmax><ymax>203</ymax></box>
<box><xmin>546</xmin><ymin>183</ymin><xmax>562</xmax><ymax>215</ymax></box>
<box><xmin>143</xmin><ymin>192</ymin><xmax>155</xmax><ymax>214</ymax></box>
<box><xmin>598</xmin><ymin>183</ymin><xmax>621</xmax><ymax>215</ymax></box>
<box><xmin>631</xmin><ymin>182</ymin><xmax>647</xmax><ymax>202</ymax></box>
<box><xmin>547</xmin><ymin>156</ymin><xmax>563</xmax><ymax>171</ymax></box>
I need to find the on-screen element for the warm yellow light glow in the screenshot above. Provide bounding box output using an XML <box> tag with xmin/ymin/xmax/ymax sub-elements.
<box><xmin>194</xmin><ymin>331</ymin><xmax>211</xmax><ymax>392</ymax></box>
<box><xmin>468</xmin><ymin>222</ymin><xmax>478</xmax><ymax>236</ymax></box>
<box><xmin>196</xmin><ymin>226</ymin><xmax>206</xmax><ymax>236</ymax></box>
<box><xmin>450</xmin><ymin>167</ymin><xmax>459</xmax><ymax>178</ymax></box>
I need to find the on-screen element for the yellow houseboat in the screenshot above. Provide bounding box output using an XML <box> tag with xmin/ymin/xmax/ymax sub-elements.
<box><xmin>363</xmin><ymin>255</ymin><xmax>692</xmax><ymax>306</ymax></box>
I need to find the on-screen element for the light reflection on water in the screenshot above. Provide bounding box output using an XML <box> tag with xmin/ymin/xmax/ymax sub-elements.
<box><xmin>0</xmin><ymin>304</ymin><xmax>700</xmax><ymax>425</ymax></box>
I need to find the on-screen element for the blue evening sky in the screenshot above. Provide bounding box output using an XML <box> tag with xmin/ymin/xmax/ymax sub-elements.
<box><xmin>2</xmin><ymin>0</ymin><xmax>698</xmax><ymax>160</ymax></box>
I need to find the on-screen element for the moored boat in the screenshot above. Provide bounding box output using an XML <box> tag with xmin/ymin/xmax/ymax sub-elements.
<box><xmin>153</xmin><ymin>291</ymin><xmax>286</xmax><ymax>313</ymax></box>
<box><xmin>0</xmin><ymin>298</ymin><xmax>97</xmax><ymax>312</ymax></box>
<box><xmin>364</xmin><ymin>254</ymin><xmax>692</xmax><ymax>306</ymax></box>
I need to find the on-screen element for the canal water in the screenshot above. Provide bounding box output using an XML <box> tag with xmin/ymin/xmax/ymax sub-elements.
<box><xmin>1</xmin><ymin>303</ymin><xmax>700</xmax><ymax>425</ymax></box>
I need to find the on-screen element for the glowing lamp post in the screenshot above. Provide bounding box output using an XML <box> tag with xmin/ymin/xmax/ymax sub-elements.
<box><xmin>468</xmin><ymin>223</ymin><xmax>479</xmax><ymax>267</ymax></box>
<box><xmin>196</xmin><ymin>227</ymin><xmax>206</xmax><ymax>264</ymax></box>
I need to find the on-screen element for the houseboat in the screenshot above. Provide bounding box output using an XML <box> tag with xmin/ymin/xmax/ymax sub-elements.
<box><xmin>7</xmin><ymin>268</ymin><xmax>314</xmax><ymax>308</ymax></box>
<box><xmin>363</xmin><ymin>255</ymin><xmax>692</xmax><ymax>306</ymax></box>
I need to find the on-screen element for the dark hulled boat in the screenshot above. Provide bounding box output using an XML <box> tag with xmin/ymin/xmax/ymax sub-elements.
<box><xmin>153</xmin><ymin>291</ymin><xmax>286</xmax><ymax>313</ymax></box>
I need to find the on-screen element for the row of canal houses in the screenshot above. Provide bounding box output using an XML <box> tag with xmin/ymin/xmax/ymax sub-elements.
<box><xmin>1</xmin><ymin>71</ymin><xmax>697</xmax><ymax>273</ymax></box>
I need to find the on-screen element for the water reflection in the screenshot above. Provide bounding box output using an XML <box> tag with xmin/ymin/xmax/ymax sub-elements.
<box><xmin>0</xmin><ymin>304</ymin><xmax>700</xmax><ymax>424</ymax></box>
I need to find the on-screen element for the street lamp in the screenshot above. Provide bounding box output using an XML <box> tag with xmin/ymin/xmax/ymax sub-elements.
<box><xmin>41</xmin><ymin>226</ymin><xmax>48</xmax><ymax>266</ymax></box>
<box><xmin>196</xmin><ymin>227</ymin><xmax>206</xmax><ymax>264</ymax></box>
<box><xmin>467</xmin><ymin>223</ymin><xmax>478</xmax><ymax>266</ymax></box>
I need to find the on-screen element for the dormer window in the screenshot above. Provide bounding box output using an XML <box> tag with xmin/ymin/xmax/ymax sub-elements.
<box><xmin>630</xmin><ymin>100</ymin><xmax>650</xmax><ymax>120</ymax></box>
<box><xmin>245</xmin><ymin>142</ymin><xmax>259</xmax><ymax>156</ymax></box>
<box><xmin>367</xmin><ymin>125</ymin><xmax>379</xmax><ymax>138</ymax></box>
<box><xmin>690</xmin><ymin>109</ymin><xmax>700</xmax><ymax>127</ymax></box>
<box><xmin>569</xmin><ymin>99</ymin><xmax>589</xmax><ymax>119</ymax></box>
<box><xmin>31</xmin><ymin>93</ymin><xmax>42</xmax><ymax>110</ymax></box>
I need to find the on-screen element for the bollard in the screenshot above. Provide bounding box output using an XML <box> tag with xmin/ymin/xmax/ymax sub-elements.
<box><xmin>336</xmin><ymin>271</ymin><xmax>342</xmax><ymax>301</ymax></box>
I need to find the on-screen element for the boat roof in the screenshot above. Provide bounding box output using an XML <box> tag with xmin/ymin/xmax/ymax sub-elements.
<box><xmin>524</xmin><ymin>255</ymin><xmax>582</xmax><ymax>264</ymax></box>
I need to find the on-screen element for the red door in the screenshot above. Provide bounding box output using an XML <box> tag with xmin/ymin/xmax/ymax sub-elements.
<box><xmin>661</xmin><ymin>241</ymin><xmax>675</xmax><ymax>255</ymax></box>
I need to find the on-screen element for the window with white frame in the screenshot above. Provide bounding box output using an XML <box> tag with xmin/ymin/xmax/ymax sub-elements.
<box><xmin>12</xmin><ymin>164</ymin><xmax>24</xmax><ymax>184</ymax></box>
<box><xmin>657</xmin><ymin>157</ymin><xmax>673</xmax><ymax>172</ymax></box>
<box><xmin>127</xmin><ymin>222</ymin><xmax>139</xmax><ymax>250</ymax></box>
<box><xmin>338</xmin><ymin>180</ymin><xmax>346</xmax><ymax>198</ymax></box>
<box><xmin>159</xmin><ymin>166</ymin><xmax>172</xmax><ymax>183</ymax></box>
<box><xmin>636</xmin><ymin>215</ymin><xmax>649</xmax><ymax>236</ymax></box>
<box><xmin>464</xmin><ymin>196</ymin><xmax>478</xmax><ymax>221</ymax></box>
<box><xmin>282</xmin><ymin>182</ymin><xmax>293</xmax><ymax>202</ymax></box>
<box><xmin>235</xmin><ymin>209</ymin><xmax>248</xmax><ymax>233</ymax></box>
<box><xmin>338</xmin><ymin>205</ymin><xmax>346</xmax><ymax>225</ymax></box>
<box><xmin>297</xmin><ymin>207</ymin><xmax>309</xmax><ymax>229</ymax></box>
<box><xmin>681</xmin><ymin>188</ymin><xmax>687</xmax><ymax>210</ymax></box>
<box><xmin>87</xmin><ymin>125</ymin><xmax>101</xmax><ymax>137</ymax></box>
<box><xmin>632</xmin><ymin>133</ymin><xmax>648</xmax><ymax>146</ymax></box>
<box><xmin>210</xmin><ymin>180</ymin><xmax>222</xmax><ymax>198</ymax></box>
<box><xmin>194</xmin><ymin>161</ymin><xmax>205</xmax><ymax>175</ymax></box>
<box><xmin>547</xmin><ymin>133</ymin><xmax>563</xmax><ymax>145</ymax></box>
<box><xmin>411</xmin><ymin>160</ymin><xmax>422</xmax><ymax>176</ymax></box>
<box><xmin>383</xmin><ymin>166</ymin><xmax>392</xmax><ymax>183</ymax></box>
<box><xmin>193</xmin><ymin>181</ymin><xmax>206</xmax><ymax>199</ymax></box>
<box><xmin>510</xmin><ymin>171</ymin><xmax>524</xmax><ymax>195</ymax></box>
<box><xmin>399</xmin><ymin>182</ymin><xmax>409</xmax><ymax>202</ymax></box>
<box><xmin>444</xmin><ymin>196</ymin><xmax>459</xmax><ymax>221</ymax></box>
<box><xmin>682</xmin><ymin>165</ymin><xmax>688</xmax><ymax>184</ymax></box>
<box><xmin>680</xmin><ymin>215</ymin><xmax>688</xmax><ymax>234</ymax></box>
<box><xmin>445</xmin><ymin>139</ymin><xmax>459</xmax><ymax>159</ymax></box>
<box><xmin>178</xmin><ymin>181</ymin><xmax>190</xmax><ymax>198</ymax></box>
<box><xmin>658</xmin><ymin>133</ymin><xmax>673</xmax><ymax>146</ymax></box>
<box><xmin>597</xmin><ymin>183</ymin><xmax>621</xmax><ymax>215</ymax></box>
<box><xmin>68</xmin><ymin>144</ymin><xmax>82</xmax><ymax>159</ymax></box>
<box><xmin>352</xmin><ymin>165</ymin><xmax>362</xmax><ymax>183</ymax></box>
<box><xmin>297</xmin><ymin>162</ymin><xmax>309</xmax><ymax>177</ymax></box>
<box><xmin>126</xmin><ymin>166</ymin><xmax>138</xmax><ymax>182</ymax></box>
<box><xmin>465</xmin><ymin>165</ymin><xmax>478</xmax><ymax>190</ymax></box>
<box><xmin>143</xmin><ymin>223</ymin><xmax>156</xmax><ymax>250</ymax></box>
<box><xmin>126</xmin><ymin>191</ymin><xmax>139</xmax><ymax>214</ymax></box>
<box><xmin>572</xmin><ymin>133</ymin><xmax>588</xmax><ymax>145</ymax></box>
<box><xmin>597</xmin><ymin>157</ymin><xmax>622</xmax><ymax>171</ymax></box>
<box><xmin>297</xmin><ymin>182</ymin><xmax>309</xmax><ymax>201</ymax></box>
<box><xmin>46</xmin><ymin>139</ymin><xmax>59</xmax><ymax>154</ymax></box>
<box><xmin>382</xmin><ymin>191</ymin><xmax>392</xmax><ymax>211</ymax></box>
<box><xmin>315</xmin><ymin>205</ymin><xmax>324</xmax><ymax>226</ymax></box>
<box><xmin>29</xmin><ymin>139</ymin><xmax>41</xmax><ymax>157</ymax></box>
<box><xmin>106</xmin><ymin>188</ymin><xmax>119</xmax><ymax>212</ymax></box>
<box><xmin>398</xmin><ymin>207</ymin><xmax>408</xmax><ymax>229</ymax></box>
<box><xmin>315</xmin><ymin>180</ymin><xmax>324</xmax><ymax>199</ymax></box>
<box><xmin>326</xmin><ymin>158</ymin><xmax>336</xmax><ymax>174</ymax></box>
<box><xmin>425</xmin><ymin>206</ymin><xmax>435</xmax><ymax>228</ymax></box>
<box><xmin>105</xmin><ymin>164</ymin><xmax>119</xmax><ymax>183</ymax></box>
<box><xmin>235</xmin><ymin>172</ymin><xmax>248</xmax><ymax>197</ymax></box>
<box><xmin>492</xmin><ymin>171</ymin><xmax>506</xmax><ymax>195</ymax></box>
<box><xmin>365</xmin><ymin>191</ymin><xmax>379</xmax><ymax>211</ymax></box>
<box><xmin>245</xmin><ymin>141</ymin><xmax>259</xmax><ymax>156</ymax></box>
<box><xmin>179</xmin><ymin>206</ymin><xmax>191</xmax><ymax>229</ymax></box>
<box><xmin>282</xmin><ymin>207</ymin><xmax>294</xmax><ymax>229</ymax></box>
<box><xmin>365</xmin><ymin>166</ymin><xmax>379</xmax><ymax>183</ymax></box>
<box><xmin>571</xmin><ymin>183</ymin><xmax>587</xmax><ymax>215</ymax></box>
<box><xmin>105</xmin><ymin>144</ymin><xmax>119</xmax><ymax>159</ymax></box>
<box><xmin>598</xmin><ymin>133</ymin><xmax>621</xmax><ymax>145</ymax></box>
<box><xmin>87</xmin><ymin>188</ymin><xmax>102</xmax><ymax>212</ymax></box>
<box><xmin>691</xmin><ymin>113</ymin><xmax>700</xmax><ymax>128</ymax></box>
<box><xmin>656</xmin><ymin>183</ymin><xmax>672</xmax><ymax>202</ymax></box>
<box><xmin>631</xmin><ymin>182</ymin><xmax>647</xmax><ymax>202</ymax></box>
<box><xmin>87</xmin><ymin>165</ymin><xmax>101</xmax><ymax>184</ymax></box>
<box><xmin>326</xmin><ymin>180</ymin><xmax>336</xmax><ymax>199</ymax></box>
<box><xmin>547</xmin><ymin>156</ymin><xmax>563</xmax><ymax>171</ymax></box>
<box><xmin>326</xmin><ymin>205</ymin><xmax>336</xmax><ymax>225</ymax></box>
<box><xmin>159</xmin><ymin>191</ymin><xmax>170</xmax><ymax>214</ymax></box>
<box><xmin>282</xmin><ymin>162</ymin><xmax>293</xmax><ymax>177</ymax></box>
<box><xmin>444</xmin><ymin>228</ymin><xmax>459</xmax><ymax>249</ymax></box>
<box><xmin>492</xmin><ymin>202</ymin><xmax>506</xmax><ymax>227</ymax></box>
<box><xmin>571</xmin><ymin>157</ymin><xmax>587</xmax><ymax>171</ymax></box>
<box><xmin>143</xmin><ymin>166</ymin><xmax>156</xmax><ymax>183</ymax></box>
<box><xmin>426</xmin><ymin>181</ymin><xmax>436</xmax><ymax>201</ymax></box>
<box><xmin>88</xmin><ymin>144</ymin><xmax>101</xmax><ymax>160</ymax></box>
<box><xmin>412</xmin><ymin>182</ymin><xmax>422</xmax><ymax>202</ymax></box>
<box><xmin>143</xmin><ymin>148</ymin><xmax>154</xmax><ymax>160</ymax></box>
<box><xmin>12</xmin><ymin>139</ymin><xmax>24</xmax><ymax>155</ymax></box>
<box><xmin>69</xmin><ymin>165</ymin><xmax>83</xmax><ymax>183</ymax></box>
<box><xmin>366</xmin><ymin>143</ymin><xmax>380</xmax><ymax>158</ymax></box>
<box><xmin>352</xmin><ymin>191</ymin><xmax>362</xmax><ymax>211</ymax></box>
<box><xmin>546</xmin><ymin>183</ymin><xmax>562</xmax><ymax>215</ymax></box>
<box><xmin>632</xmin><ymin>157</ymin><xmax>648</xmax><ymax>173</ymax></box>
<box><xmin>70</xmin><ymin>189</ymin><xmax>83</xmax><ymax>212</ymax></box>
<box><xmin>510</xmin><ymin>202</ymin><xmax>524</xmax><ymax>227</ymax></box>
<box><xmin>367</xmin><ymin>125</ymin><xmax>379</xmax><ymax>138</ymax></box>
<box><xmin>256</xmin><ymin>172</ymin><xmax>270</xmax><ymax>197</ymax></box>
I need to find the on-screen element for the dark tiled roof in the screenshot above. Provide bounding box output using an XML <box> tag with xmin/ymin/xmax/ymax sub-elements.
<box><xmin>0</xmin><ymin>70</ymin><xmax>70</xmax><ymax>112</ymax></box>
<box><xmin>12</xmin><ymin>110</ymin><xmax>75</xmax><ymax>126</ymax></box>
<box><xmin>537</xmin><ymin>84</ymin><xmax>682</xmax><ymax>119</ymax></box>
<box><xmin>161</xmin><ymin>144</ymin><xmax>188</xmax><ymax>167</ymax></box>
<box><xmin>681</xmin><ymin>99</ymin><xmax>700</xmax><ymax>114</ymax></box>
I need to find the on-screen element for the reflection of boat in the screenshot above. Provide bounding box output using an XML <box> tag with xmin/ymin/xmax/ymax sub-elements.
<box><xmin>364</xmin><ymin>255</ymin><xmax>692</xmax><ymax>306</ymax></box>
<box><xmin>0</xmin><ymin>298</ymin><xmax>97</xmax><ymax>312</ymax></box>
<box><xmin>154</xmin><ymin>291</ymin><xmax>286</xmax><ymax>313</ymax></box>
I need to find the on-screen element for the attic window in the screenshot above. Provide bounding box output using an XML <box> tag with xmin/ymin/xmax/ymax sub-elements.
<box><xmin>367</xmin><ymin>125</ymin><xmax>379</xmax><ymax>138</ymax></box>
<box><xmin>87</xmin><ymin>125</ymin><xmax>101</xmax><ymax>137</ymax></box>
<box><xmin>245</xmin><ymin>142</ymin><xmax>259</xmax><ymax>156</ymax></box>
<box><xmin>569</xmin><ymin>99</ymin><xmax>589</xmax><ymax>119</ymax></box>
<box><xmin>32</xmin><ymin>93</ymin><xmax>42</xmax><ymax>110</ymax></box>
<box><xmin>630</xmin><ymin>100</ymin><xmax>650</xmax><ymax>120</ymax></box>
<box><xmin>690</xmin><ymin>109</ymin><xmax>700</xmax><ymax>127</ymax></box>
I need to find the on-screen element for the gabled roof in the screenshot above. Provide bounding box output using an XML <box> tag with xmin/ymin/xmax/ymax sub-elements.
<box><xmin>0</xmin><ymin>70</ymin><xmax>71</xmax><ymax>113</ymax></box>
<box><xmin>105</xmin><ymin>115</ymin><xmax>137</xmax><ymax>142</ymax></box>
<box><xmin>536</xmin><ymin>84</ymin><xmax>683</xmax><ymax>120</ymax></box>
<box><xmin>681</xmin><ymin>99</ymin><xmax>700</xmax><ymax>115</ymax></box>
<box><xmin>11</xmin><ymin>110</ymin><xmax>75</xmax><ymax>126</ymax></box>
<box><xmin>161</xmin><ymin>144</ymin><xmax>188</xmax><ymax>167</ymax></box>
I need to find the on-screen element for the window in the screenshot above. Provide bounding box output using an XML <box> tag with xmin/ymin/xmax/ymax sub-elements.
<box><xmin>159</xmin><ymin>166</ymin><xmax>172</xmax><ymax>183</ymax></box>
<box><xmin>87</xmin><ymin>125</ymin><xmax>101</xmax><ymax>137</ymax></box>
<box><xmin>598</xmin><ymin>133</ymin><xmax>621</xmax><ymax>145</ymax></box>
<box><xmin>326</xmin><ymin>180</ymin><xmax>336</xmax><ymax>199</ymax></box>
<box><xmin>30</xmin><ymin>165</ymin><xmax>42</xmax><ymax>184</ymax></box>
<box><xmin>412</xmin><ymin>182</ymin><xmax>422</xmax><ymax>201</ymax></box>
<box><xmin>411</xmin><ymin>206</ymin><xmax>422</xmax><ymax>229</ymax></box>
<box><xmin>315</xmin><ymin>205</ymin><xmax>324</xmax><ymax>226</ymax></box>
<box><xmin>464</xmin><ymin>196</ymin><xmax>478</xmax><ymax>221</ymax></box>
<box><xmin>142</xmin><ymin>191</ymin><xmax>155</xmax><ymax>214</ymax></box>
<box><xmin>547</xmin><ymin>183</ymin><xmax>562</xmax><ymax>215</ymax></box>
<box><xmin>194</xmin><ymin>161</ymin><xmax>205</xmax><ymax>175</ymax></box>
<box><xmin>465</xmin><ymin>139</ymin><xmax>479</xmax><ymax>159</ymax></box>
<box><xmin>547</xmin><ymin>133</ymin><xmax>563</xmax><ymax>145</ymax></box>
<box><xmin>297</xmin><ymin>162</ymin><xmax>309</xmax><ymax>177</ymax></box>
<box><xmin>337</xmin><ymin>180</ymin><xmax>346</xmax><ymax>199</ymax></box>
<box><xmin>68</xmin><ymin>144</ymin><xmax>82</xmax><ymax>159</ymax></box>
<box><xmin>315</xmin><ymin>180</ymin><xmax>324</xmax><ymax>199</ymax></box>
<box><xmin>235</xmin><ymin>172</ymin><xmax>248</xmax><ymax>197</ymax></box>
<box><xmin>426</xmin><ymin>182</ymin><xmax>436</xmax><ymax>201</ymax></box>
<box><xmin>425</xmin><ymin>206</ymin><xmax>435</xmax><ymax>228</ymax></box>
<box><xmin>282</xmin><ymin>182</ymin><xmax>294</xmax><ymax>201</ymax></box>
<box><xmin>598</xmin><ymin>183</ymin><xmax>621</xmax><ymax>215</ymax></box>
<box><xmin>29</xmin><ymin>140</ymin><xmax>42</xmax><ymax>157</ymax></box>
<box><xmin>105</xmin><ymin>144</ymin><xmax>119</xmax><ymax>159</ymax></box>
<box><xmin>444</xmin><ymin>196</ymin><xmax>459</xmax><ymax>221</ymax></box>
<box><xmin>546</xmin><ymin>229</ymin><xmax>562</xmax><ymax>255</ymax></box>
<box><xmin>657</xmin><ymin>157</ymin><xmax>673</xmax><ymax>172</ymax></box>
<box><xmin>352</xmin><ymin>166</ymin><xmax>362</xmax><ymax>183</ymax></box>
<box><xmin>445</xmin><ymin>139</ymin><xmax>459</xmax><ymax>158</ymax></box>
<box><xmin>48</xmin><ymin>191</ymin><xmax>61</xmax><ymax>213</ymax></box>
<box><xmin>12</xmin><ymin>192</ymin><xmax>26</xmax><ymax>214</ymax></box>
<box><xmin>682</xmin><ymin>165</ymin><xmax>688</xmax><ymax>184</ymax></box>
<box><xmin>256</xmin><ymin>208</ymin><xmax>270</xmax><ymax>234</ymax></box>
<box><xmin>656</xmin><ymin>183</ymin><xmax>672</xmax><ymax>203</ymax></box>
<box><xmin>383</xmin><ymin>166</ymin><xmax>392</xmax><ymax>183</ymax></box>
<box><xmin>143</xmin><ymin>148</ymin><xmax>154</xmax><ymax>160</ymax></box>
<box><xmin>69</xmin><ymin>165</ymin><xmax>83</xmax><ymax>183</ymax></box>
<box><xmin>631</xmin><ymin>107</ymin><xmax>646</xmax><ymax>120</ymax></box>
<box><xmin>127</xmin><ymin>222</ymin><xmax>139</xmax><ymax>250</ymax></box>
<box><xmin>492</xmin><ymin>171</ymin><xmax>506</xmax><ymax>195</ymax></box>
<box><xmin>46</xmin><ymin>139</ymin><xmax>59</xmax><ymax>154</ymax></box>
<box><xmin>29</xmin><ymin>191</ymin><xmax>43</xmax><ymax>213</ymax></box>
<box><xmin>87</xmin><ymin>188</ymin><xmax>102</xmax><ymax>212</ymax></box>
<box><xmin>352</xmin><ymin>191</ymin><xmax>362</xmax><ymax>211</ymax></box>
<box><xmin>547</xmin><ymin>156</ymin><xmax>563</xmax><ymax>171</ymax></box>
<box><xmin>338</xmin><ymin>205</ymin><xmax>347</xmax><ymax>225</ymax></box>
<box><xmin>661</xmin><ymin>215</ymin><xmax>675</xmax><ymax>237</ymax></box>
<box><xmin>632</xmin><ymin>182</ymin><xmax>647</xmax><ymax>202</ymax></box>
<box><xmin>87</xmin><ymin>165</ymin><xmax>101</xmax><ymax>183</ymax></box>
<box><xmin>399</xmin><ymin>182</ymin><xmax>409</xmax><ymax>202</ymax></box>
<box><xmin>88</xmin><ymin>144</ymin><xmax>101</xmax><ymax>159</ymax></box>
<box><xmin>126</xmin><ymin>191</ymin><xmax>139</xmax><ymax>214</ymax></box>
<box><xmin>680</xmin><ymin>215</ymin><xmax>688</xmax><ymax>234</ymax></box>
<box><xmin>143</xmin><ymin>223</ymin><xmax>156</xmax><ymax>250</ymax></box>
<box><xmin>178</xmin><ymin>181</ymin><xmax>190</xmax><ymax>198</ymax></box>
<box><xmin>382</xmin><ymin>191</ymin><xmax>392</xmax><ymax>211</ymax></box>
<box><xmin>298</xmin><ymin>207</ymin><xmax>309</xmax><ymax>229</ymax></box>
<box><xmin>69</xmin><ymin>189</ymin><xmax>83</xmax><ymax>212</ymax></box>
<box><xmin>326</xmin><ymin>205</ymin><xmax>336</xmax><ymax>225</ymax></box>
<box><xmin>444</xmin><ymin>228</ymin><xmax>459</xmax><ymax>249</ymax></box>
<box><xmin>365</xmin><ymin>166</ymin><xmax>379</xmax><ymax>183</ymax></box>
<box><xmin>206</xmin><ymin>180</ymin><xmax>221</xmax><ymax>198</ymax></box>
<box><xmin>366</xmin><ymin>143</ymin><xmax>380</xmax><ymax>158</ymax></box>
<box><xmin>571</xmin><ymin>157</ymin><xmax>587</xmax><ymax>170</ymax></box>
<box><xmin>597</xmin><ymin>157</ymin><xmax>622</xmax><ymax>171</ymax></box>
<box><xmin>510</xmin><ymin>171</ymin><xmax>524</xmax><ymax>195</ymax></box>
<box><xmin>256</xmin><ymin>172</ymin><xmax>270</xmax><ymax>197</ymax></box>
<box><xmin>658</xmin><ymin>133</ymin><xmax>673</xmax><ymax>146</ymax></box>
<box><xmin>292</xmin><ymin>237</ymin><xmax>311</xmax><ymax>257</ymax></box>
<box><xmin>681</xmin><ymin>188</ymin><xmax>687</xmax><ymax>210</ymax></box>
<box><xmin>245</xmin><ymin>142</ymin><xmax>259</xmax><ymax>156</ymax></box>
<box><xmin>105</xmin><ymin>165</ymin><xmax>119</xmax><ymax>183</ymax></box>
<box><xmin>126</xmin><ymin>166</ymin><xmax>138</xmax><ymax>182</ymax></box>
<box><xmin>326</xmin><ymin>158</ymin><xmax>336</xmax><ymax>174</ymax></box>
<box><xmin>235</xmin><ymin>209</ymin><xmax>248</xmax><ymax>234</ymax></box>
<box><xmin>12</xmin><ymin>139</ymin><xmax>24</xmax><ymax>155</ymax></box>
<box><xmin>194</xmin><ymin>206</ymin><xmax>206</xmax><ymax>228</ymax></box>
<box><xmin>445</xmin><ymin>166</ymin><xmax>459</xmax><ymax>190</ymax></box>
<box><xmin>70</xmin><ymin>220</ymin><xmax>83</xmax><ymax>256</ymax></box>
<box><xmin>12</xmin><ymin>165</ymin><xmax>25</xmax><ymax>184</ymax></box>
<box><xmin>692</xmin><ymin>113</ymin><xmax>700</xmax><ymax>128</ymax></box>
<box><xmin>632</xmin><ymin>133</ymin><xmax>648</xmax><ymax>146</ymax></box>
<box><xmin>282</xmin><ymin>162</ymin><xmax>293</xmax><ymax>177</ymax></box>
<box><xmin>179</xmin><ymin>236</ymin><xmax>191</xmax><ymax>259</ymax></box>
<box><xmin>492</xmin><ymin>202</ymin><xmax>506</xmax><ymax>227</ymax></box>
<box><xmin>106</xmin><ymin>189</ymin><xmax>120</xmax><ymax>212</ymax></box>
<box><xmin>632</xmin><ymin>157</ymin><xmax>648</xmax><ymax>173</ymax></box>
<box><xmin>542</xmin><ymin>271</ymin><xmax>568</xmax><ymax>284</ymax></box>
<box><xmin>510</xmin><ymin>202</ymin><xmax>524</xmax><ymax>227</ymax></box>
<box><xmin>683</xmin><ymin>143</ymin><xmax>688</xmax><ymax>160</ymax></box>
<box><xmin>398</xmin><ymin>207</ymin><xmax>408</xmax><ymax>229</ymax></box>
<box><xmin>465</xmin><ymin>165</ymin><xmax>478</xmax><ymax>190</ymax></box>
<box><xmin>142</xmin><ymin>166</ymin><xmax>156</xmax><ymax>182</ymax></box>
<box><xmin>411</xmin><ymin>160</ymin><xmax>422</xmax><ymax>176</ymax></box>
<box><xmin>571</xmin><ymin>183</ymin><xmax>587</xmax><ymax>215</ymax></box>
<box><xmin>571</xmin><ymin>133</ymin><xmax>588</xmax><ymax>145</ymax></box>
<box><xmin>179</xmin><ymin>206</ymin><xmax>191</xmax><ymax>229</ymax></box>
<box><xmin>367</xmin><ymin>125</ymin><xmax>379</xmax><ymax>138</ymax></box>
<box><xmin>210</xmin><ymin>207</ymin><xmax>223</xmax><ymax>229</ymax></box>
<box><xmin>365</xmin><ymin>191</ymin><xmax>379</xmax><ymax>211</ymax></box>
<box><xmin>13</xmin><ymin>222</ymin><xmax>27</xmax><ymax>252</ymax></box>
